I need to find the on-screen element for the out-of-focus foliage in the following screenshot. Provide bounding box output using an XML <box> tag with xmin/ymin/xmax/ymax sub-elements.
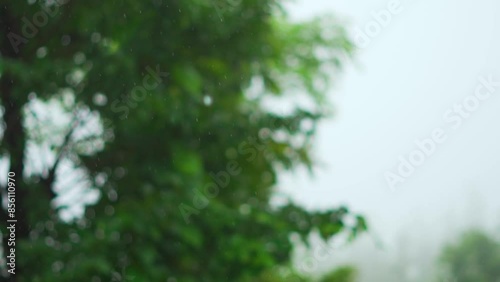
<box><xmin>254</xmin><ymin>265</ymin><xmax>357</xmax><ymax>282</ymax></box>
<box><xmin>438</xmin><ymin>230</ymin><xmax>500</xmax><ymax>282</ymax></box>
<box><xmin>254</xmin><ymin>266</ymin><xmax>309</xmax><ymax>282</ymax></box>
<box><xmin>0</xmin><ymin>0</ymin><xmax>365</xmax><ymax>281</ymax></box>
<box><xmin>319</xmin><ymin>266</ymin><xmax>357</xmax><ymax>282</ymax></box>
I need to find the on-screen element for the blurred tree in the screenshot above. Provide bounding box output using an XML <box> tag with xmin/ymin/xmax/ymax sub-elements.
<box><xmin>319</xmin><ymin>266</ymin><xmax>357</xmax><ymax>282</ymax></box>
<box><xmin>439</xmin><ymin>230</ymin><xmax>500</xmax><ymax>282</ymax></box>
<box><xmin>254</xmin><ymin>265</ymin><xmax>357</xmax><ymax>282</ymax></box>
<box><xmin>0</xmin><ymin>0</ymin><xmax>366</xmax><ymax>281</ymax></box>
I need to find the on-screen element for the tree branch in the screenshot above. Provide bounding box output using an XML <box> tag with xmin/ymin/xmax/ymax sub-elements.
<box><xmin>41</xmin><ymin>113</ymin><xmax>80</xmax><ymax>199</ymax></box>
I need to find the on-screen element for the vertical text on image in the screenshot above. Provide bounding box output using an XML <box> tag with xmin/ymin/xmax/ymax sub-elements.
<box><xmin>6</xmin><ymin>172</ymin><xmax>17</xmax><ymax>275</ymax></box>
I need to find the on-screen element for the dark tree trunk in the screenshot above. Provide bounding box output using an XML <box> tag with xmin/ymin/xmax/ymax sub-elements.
<box><xmin>0</xmin><ymin>5</ymin><xmax>29</xmax><ymax>281</ymax></box>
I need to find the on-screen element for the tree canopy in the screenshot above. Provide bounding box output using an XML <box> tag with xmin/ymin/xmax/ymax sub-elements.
<box><xmin>0</xmin><ymin>0</ymin><xmax>366</xmax><ymax>281</ymax></box>
<box><xmin>439</xmin><ymin>230</ymin><xmax>500</xmax><ymax>282</ymax></box>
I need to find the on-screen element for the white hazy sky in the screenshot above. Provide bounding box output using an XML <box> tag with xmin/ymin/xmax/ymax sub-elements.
<box><xmin>282</xmin><ymin>0</ymin><xmax>500</xmax><ymax>280</ymax></box>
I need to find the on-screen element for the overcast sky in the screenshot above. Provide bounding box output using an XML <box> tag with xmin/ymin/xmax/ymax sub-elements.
<box><xmin>281</xmin><ymin>0</ymin><xmax>500</xmax><ymax>280</ymax></box>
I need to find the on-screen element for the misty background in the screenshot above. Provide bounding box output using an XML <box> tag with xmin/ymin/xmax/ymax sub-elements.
<box><xmin>282</xmin><ymin>0</ymin><xmax>500</xmax><ymax>281</ymax></box>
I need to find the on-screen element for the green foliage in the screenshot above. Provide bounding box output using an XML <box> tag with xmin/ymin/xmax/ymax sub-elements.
<box><xmin>319</xmin><ymin>266</ymin><xmax>357</xmax><ymax>282</ymax></box>
<box><xmin>439</xmin><ymin>230</ymin><xmax>500</xmax><ymax>282</ymax></box>
<box><xmin>0</xmin><ymin>0</ymin><xmax>365</xmax><ymax>280</ymax></box>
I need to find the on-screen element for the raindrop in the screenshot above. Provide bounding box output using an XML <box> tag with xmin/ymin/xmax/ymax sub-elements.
<box><xmin>258</xmin><ymin>128</ymin><xmax>271</xmax><ymax>140</ymax></box>
<box><xmin>239</xmin><ymin>204</ymin><xmax>251</xmax><ymax>215</ymax></box>
<box><xmin>45</xmin><ymin>220</ymin><xmax>54</xmax><ymax>231</ymax></box>
<box><xmin>93</xmin><ymin>93</ymin><xmax>108</xmax><ymax>106</ymax></box>
<box><xmin>107</xmin><ymin>189</ymin><xmax>118</xmax><ymax>201</ymax></box>
<box><xmin>203</xmin><ymin>95</ymin><xmax>213</xmax><ymax>106</ymax></box>
<box><xmin>52</xmin><ymin>261</ymin><xmax>64</xmax><ymax>273</ymax></box>
<box><xmin>36</xmin><ymin>47</ymin><xmax>47</xmax><ymax>58</ymax></box>
<box><xmin>110</xmin><ymin>272</ymin><xmax>121</xmax><ymax>281</ymax></box>
<box><xmin>115</xmin><ymin>167</ymin><xmax>126</xmax><ymax>178</ymax></box>
<box><xmin>61</xmin><ymin>35</ymin><xmax>71</xmax><ymax>46</ymax></box>
<box><xmin>29</xmin><ymin>230</ymin><xmax>39</xmax><ymax>240</ymax></box>
<box><xmin>69</xmin><ymin>232</ymin><xmax>80</xmax><ymax>243</ymax></box>
<box><xmin>73</xmin><ymin>52</ymin><xmax>86</xmax><ymax>64</ymax></box>
<box><xmin>91</xmin><ymin>32</ymin><xmax>101</xmax><ymax>43</ymax></box>
<box><xmin>65</xmin><ymin>70</ymin><xmax>84</xmax><ymax>86</ymax></box>
<box><xmin>45</xmin><ymin>237</ymin><xmax>55</xmax><ymax>247</ymax></box>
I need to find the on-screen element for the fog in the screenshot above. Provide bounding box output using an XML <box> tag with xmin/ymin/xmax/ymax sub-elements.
<box><xmin>282</xmin><ymin>0</ymin><xmax>500</xmax><ymax>280</ymax></box>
